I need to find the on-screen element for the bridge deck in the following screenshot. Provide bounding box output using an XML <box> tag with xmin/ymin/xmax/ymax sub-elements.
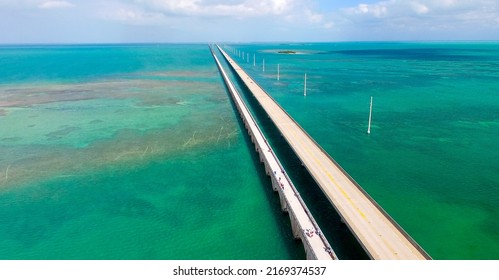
<box><xmin>217</xmin><ymin>45</ymin><xmax>430</xmax><ymax>260</ymax></box>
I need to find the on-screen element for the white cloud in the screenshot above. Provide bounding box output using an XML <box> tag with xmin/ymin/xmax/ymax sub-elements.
<box><xmin>345</xmin><ymin>0</ymin><xmax>498</xmax><ymax>18</ymax></box>
<box><xmin>101</xmin><ymin>7</ymin><xmax>166</xmax><ymax>25</ymax></box>
<box><xmin>134</xmin><ymin>0</ymin><xmax>297</xmax><ymax>17</ymax></box>
<box><xmin>339</xmin><ymin>0</ymin><xmax>499</xmax><ymax>29</ymax></box>
<box><xmin>323</xmin><ymin>21</ymin><xmax>334</xmax><ymax>29</ymax></box>
<box><xmin>2</xmin><ymin>0</ymin><xmax>498</xmax><ymax>43</ymax></box>
<box><xmin>347</xmin><ymin>3</ymin><xmax>388</xmax><ymax>18</ymax></box>
<box><xmin>410</xmin><ymin>2</ymin><xmax>429</xmax><ymax>15</ymax></box>
<box><xmin>97</xmin><ymin>0</ymin><xmax>327</xmax><ymax>30</ymax></box>
<box><xmin>0</xmin><ymin>0</ymin><xmax>74</xmax><ymax>9</ymax></box>
<box><xmin>0</xmin><ymin>0</ymin><xmax>76</xmax><ymax>9</ymax></box>
<box><xmin>95</xmin><ymin>2</ymin><xmax>169</xmax><ymax>26</ymax></box>
<box><xmin>38</xmin><ymin>0</ymin><xmax>74</xmax><ymax>9</ymax></box>
<box><xmin>305</xmin><ymin>9</ymin><xmax>323</xmax><ymax>23</ymax></box>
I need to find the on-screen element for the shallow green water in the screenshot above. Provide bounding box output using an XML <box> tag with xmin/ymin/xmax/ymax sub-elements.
<box><xmin>0</xmin><ymin>45</ymin><xmax>304</xmax><ymax>259</ymax></box>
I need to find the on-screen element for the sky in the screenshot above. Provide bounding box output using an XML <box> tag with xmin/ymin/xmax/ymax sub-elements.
<box><xmin>0</xmin><ymin>0</ymin><xmax>498</xmax><ymax>43</ymax></box>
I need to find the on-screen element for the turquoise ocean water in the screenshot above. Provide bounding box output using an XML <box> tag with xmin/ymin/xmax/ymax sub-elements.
<box><xmin>226</xmin><ymin>42</ymin><xmax>499</xmax><ymax>260</ymax></box>
<box><xmin>0</xmin><ymin>43</ymin><xmax>498</xmax><ymax>259</ymax></box>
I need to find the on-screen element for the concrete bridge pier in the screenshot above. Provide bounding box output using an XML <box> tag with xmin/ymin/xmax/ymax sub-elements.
<box><xmin>289</xmin><ymin>213</ymin><xmax>301</xmax><ymax>240</ymax></box>
<box><xmin>278</xmin><ymin>191</ymin><xmax>288</xmax><ymax>212</ymax></box>
<box><xmin>271</xmin><ymin>174</ymin><xmax>278</xmax><ymax>192</ymax></box>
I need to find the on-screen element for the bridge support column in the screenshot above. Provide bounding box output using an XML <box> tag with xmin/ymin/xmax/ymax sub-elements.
<box><xmin>271</xmin><ymin>176</ymin><xmax>278</xmax><ymax>192</ymax></box>
<box><xmin>264</xmin><ymin>162</ymin><xmax>271</xmax><ymax>176</ymax></box>
<box><xmin>279</xmin><ymin>192</ymin><xmax>288</xmax><ymax>212</ymax></box>
<box><xmin>289</xmin><ymin>214</ymin><xmax>301</xmax><ymax>239</ymax></box>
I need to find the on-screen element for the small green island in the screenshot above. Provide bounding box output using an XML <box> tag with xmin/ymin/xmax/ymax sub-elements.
<box><xmin>277</xmin><ymin>50</ymin><xmax>297</xmax><ymax>54</ymax></box>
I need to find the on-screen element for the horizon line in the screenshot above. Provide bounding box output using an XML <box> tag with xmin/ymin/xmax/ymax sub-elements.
<box><xmin>2</xmin><ymin>39</ymin><xmax>499</xmax><ymax>46</ymax></box>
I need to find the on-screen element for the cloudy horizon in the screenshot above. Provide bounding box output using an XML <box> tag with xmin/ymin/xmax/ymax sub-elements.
<box><xmin>1</xmin><ymin>0</ymin><xmax>498</xmax><ymax>43</ymax></box>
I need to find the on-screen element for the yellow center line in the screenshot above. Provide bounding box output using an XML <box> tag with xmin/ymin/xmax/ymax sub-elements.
<box><xmin>283</xmin><ymin>124</ymin><xmax>368</xmax><ymax>220</ymax></box>
<box><xmin>280</xmin><ymin>123</ymin><xmax>403</xmax><ymax>257</ymax></box>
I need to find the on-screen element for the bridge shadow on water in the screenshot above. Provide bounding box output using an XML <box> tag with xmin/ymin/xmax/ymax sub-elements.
<box><xmin>223</xmin><ymin>64</ymin><xmax>370</xmax><ymax>260</ymax></box>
